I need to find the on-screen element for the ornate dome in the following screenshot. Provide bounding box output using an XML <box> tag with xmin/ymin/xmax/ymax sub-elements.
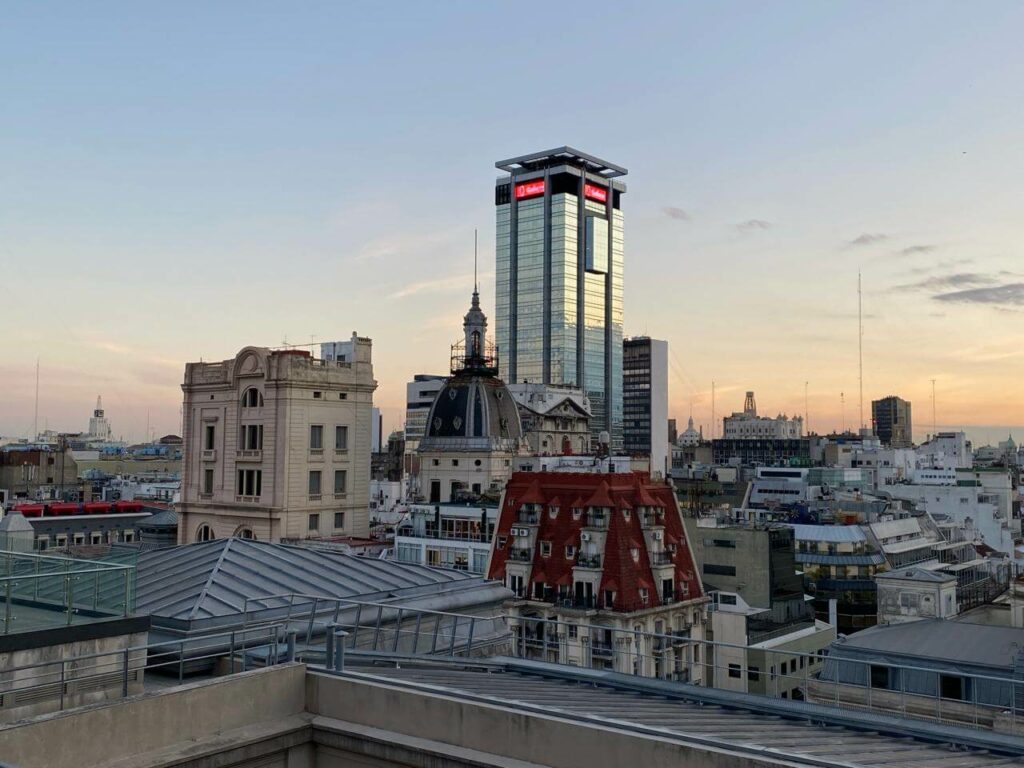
<box><xmin>419</xmin><ymin>288</ymin><xmax>522</xmax><ymax>453</ymax></box>
<box><xmin>420</xmin><ymin>373</ymin><xmax>523</xmax><ymax>452</ymax></box>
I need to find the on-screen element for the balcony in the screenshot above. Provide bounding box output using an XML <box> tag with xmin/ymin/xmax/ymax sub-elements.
<box><xmin>584</xmin><ymin>512</ymin><xmax>608</xmax><ymax>530</ymax></box>
<box><xmin>202</xmin><ymin>449</ymin><xmax>217</xmax><ymax>462</ymax></box>
<box><xmin>575</xmin><ymin>554</ymin><xmax>602</xmax><ymax>569</ymax></box>
<box><xmin>308</xmin><ymin>494</ymin><xmax>322</xmax><ymax>502</ymax></box>
<box><xmin>649</xmin><ymin>551</ymin><xmax>674</xmax><ymax>566</ymax></box>
<box><xmin>234</xmin><ymin>495</ymin><xmax>260</xmax><ymax>503</ymax></box>
<box><xmin>236</xmin><ymin>449</ymin><xmax>262</xmax><ymax>462</ymax></box>
<box><xmin>333</xmin><ymin>492</ymin><xmax>347</xmax><ymax>501</ymax></box>
<box><xmin>591</xmin><ymin>640</ymin><xmax>615</xmax><ymax>658</ymax></box>
<box><xmin>508</xmin><ymin>548</ymin><xmax>533</xmax><ymax>563</ymax></box>
<box><xmin>308</xmin><ymin>449</ymin><xmax>324</xmax><ymax>463</ymax></box>
<box><xmin>516</xmin><ymin>511</ymin><xmax>540</xmax><ymax>525</ymax></box>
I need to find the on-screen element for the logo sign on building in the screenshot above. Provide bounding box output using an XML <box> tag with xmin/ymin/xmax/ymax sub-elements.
<box><xmin>584</xmin><ymin>183</ymin><xmax>608</xmax><ymax>203</ymax></box>
<box><xmin>514</xmin><ymin>180</ymin><xmax>545</xmax><ymax>200</ymax></box>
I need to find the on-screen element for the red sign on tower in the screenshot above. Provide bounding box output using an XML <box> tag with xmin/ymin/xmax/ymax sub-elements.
<box><xmin>584</xmin><ymin>183</ymin><xmax>608</xmax><ymax>203</ymax></box>
<box><xmin>514</xmin><ymin>180</ymin><xmax>546</xmax><ymax>200</ymax></box>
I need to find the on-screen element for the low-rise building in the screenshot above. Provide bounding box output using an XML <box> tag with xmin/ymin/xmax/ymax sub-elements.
<box><xmin>876</xmin><ymin>567</ymin><xmax>958</xmax><ymax>625</ymax></box>
<box><xmin>395</xmin><ymin>501</ymin><xmax>496</xmax><ymax>573</ymax></box>
<box><xmin>507</xmin><ymin>383</ymin><xmax>591</xmax><ymax>457</ymax></box>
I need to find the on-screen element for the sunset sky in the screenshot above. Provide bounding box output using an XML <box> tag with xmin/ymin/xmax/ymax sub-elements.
<box><xmin>3</xmin><ymin>2</ymin><xmax>1023</xmax><ymax>446</ymax></box>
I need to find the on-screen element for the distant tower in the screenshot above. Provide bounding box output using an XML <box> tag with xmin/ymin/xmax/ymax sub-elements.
<box><xmin>88</xmin><ymin>395</ymin><xmax>112</xmax><ymax>441</ymax></box>
<box><xmin>743</xmin><ymin>391</ymin><xmax>757</xmax><ymax>417</ymax></box>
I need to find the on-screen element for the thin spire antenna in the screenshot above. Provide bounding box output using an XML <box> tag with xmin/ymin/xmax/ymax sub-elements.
<box><xmin>804</xmin><ymin>380</ymin><xmax>809</xmax><ymax>435</ymax></box>
<box><xmin>858</xmin><ymin>269</ymin><xmax>864</xmax><ymax>431</ymax></box>
<box><xmin>474</xmin><ymin>228</ymin><xmax>478</xmax><ymax>292</ymax></box>
<box><xmin>931</xmin><ymin>378</ymin><xmax>937</xmax><ymax>438</ymax></box>
<box><xmin>33</xmin><ymin>357</ymin><xmax>39</xmax><ymax>440</ymax></box>
<box><xmin>711</xmin><ymin>380</ymin><xmax>716</xmax><ymax>440</ymax></box>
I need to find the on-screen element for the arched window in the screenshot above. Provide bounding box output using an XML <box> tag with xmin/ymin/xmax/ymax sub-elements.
<box><xmin>241</xmin><ymin>388</ymin><xmax>264</xmax><ymax>408</ymax></box>
<box><xmin>233</xmin><ymin>527</ymin><xmax>255</xmax><ymax>540</ymax></box>
<box><xmin>196</xmin><ymin>524</ymin><xmax>216</xmax><ymax>542</ymax></box>
<box><xmin>470</xmin><ymin>330</ymin><xmax>481</xmax><ymax>357</ymax></box>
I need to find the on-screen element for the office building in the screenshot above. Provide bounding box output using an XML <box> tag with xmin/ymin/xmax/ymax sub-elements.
<box><xmin>872</xmin><ymin>395</ymin><xmax>912</xmax><ymax>448</ymax></box>
<box><xmin>395</xmin><ymin>501</ymin><xmax>498</xmax><ymax>573</ymax></box>
<box><xmin>178</xmin><ymin>336</ymin><xmax>377</xmax><ymax>543</ymax></box>
<box><xmin>88</xmin><ymin>395</ymin><xmax>112</xmax><ymax>441</ymax></box>
<box><xmin>404</xmin><ymin>374</ymin><xmax>446</xmax><ymax>448</ymax></box>
<box><xmin>494</xmin><ymin>147</ymin><xmax>627</xmax><ymax>448</ymax></box>
<box><xmin>623</xmin><ymin>336</ymin><xmax>669</xmax><ymax>477</ymax></box>
<box><xmin>415</xmin><ymin>287</ymin><xmax>523</xmax><ymax>504</ymax></box>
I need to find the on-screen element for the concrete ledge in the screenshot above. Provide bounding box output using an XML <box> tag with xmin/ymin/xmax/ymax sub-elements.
<box><xmin>312</xmin><ymin>716</ymin><xmax>548</xmax><ymax>768</ymax></box>
<box><xmin>0</xmin><ymin>663</ymin><xmax>307</xmax><ymax>768</ymax></box>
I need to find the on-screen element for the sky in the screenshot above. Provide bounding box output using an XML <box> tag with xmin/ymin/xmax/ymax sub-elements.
<box><xmin>2</xmin><ymin>2</ymin><xmax>1023</xmax><ymax>446</ymax></box>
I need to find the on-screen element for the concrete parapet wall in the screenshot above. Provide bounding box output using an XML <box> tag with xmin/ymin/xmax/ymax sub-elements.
<box><xmin>0</xmin><ymin>663</ymin><xmax>308</xmax><ymax>768</ymax></box>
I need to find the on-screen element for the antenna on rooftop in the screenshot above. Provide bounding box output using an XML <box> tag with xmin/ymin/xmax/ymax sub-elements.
<box><xmin>711</xmin><ymin>380</ymin><xmax>716</xmax><ymax>440</ymax></box>
<box><xmin>804</xmin><ymin>380</ymin><xmax>809</xmax><ymax>434</ymax></box>
<box><xmin>33</xmin><ymin>356</ymin><xmax>39</xmax><ymax>441</ymax></box>
<box><xmin>474</xmin><ymin>228</ymin><xmax>478</xmax><ymax>293</ymax></box>
<box><xmin>931</xmin><ymin>378</ymin><xmax>937</xmax><ymax>438</ymax></box>
<box><xmin>858</xmin><ymin>269</ymin><xmax>864</xmax><ymax>430</ymax></box>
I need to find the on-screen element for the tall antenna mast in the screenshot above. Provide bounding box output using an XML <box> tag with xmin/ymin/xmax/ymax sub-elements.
<box><xmin>804</xmin><ymin>380</ymin><xmax>809</xmax><ymax>435</ymax></box>
<box><xmin>858</xmin><ymin>269</ymin><xmax>864</xmax><ymax>432</ymax></box>
<box><xmin>711</xmin><ymin>380</ymin><xmax>716</xmax><ymax>440</ymax></box>
<box><xmin>931</xmin><ymin>378</ymin><xmax>937</xmax><ymax>438</ymax></box>
<box><xmin>474</xmin><ymin>228</ymin><xmax>478</xmax><ymax>292</ymax></box>
<box><xmin>33</xmin><ymin>357</ymin><xmax>40</xmax><ymax>440</ymax></box>
<box><xmin>841</xmin><ymin>391</ymin><xmax>846</xmax><ymax>434</ymax></box>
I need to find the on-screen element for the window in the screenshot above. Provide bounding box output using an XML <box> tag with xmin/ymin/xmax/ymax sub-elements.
<box><xmin>540</xmin><ymin>541</ymin><xmax>552</xmax><ymax>557</ymax></box>
<box><xmin>196</xmin><ymin>525</ymin><xmax>215</xmax><ymax>542</ymax></box>
<box><xmin>748</xmin><ymin>665</ymin><xmax>761</xmax><ymax>682</ymax></box>
<box><xmin>474</xmin><ymin>459</ymin><xmax>482</xmax><ymax>466</ymax></box>
<box><xmin>870</xmin><ymin>665</ymin><xmax>889</xmax><ymax>689</ymax></box>
<box><xmin>639</xmin><ymin>587</ymin><xmax>649</xmax><ymax>604</ymax></box>
<box><xmin>242</xmin><ymin>388</ymin><xmax>263</xmax><ymax>407</ymax></box>
<box><xmin>452</xmin><ymin>459</ymin><xmax>459</xmax><ymax>467</ymax></box>
<box><xmin>567</xmin><ymin>623</ymin><xmax>578</xmax><ymax>639</ymax></box>
<box><xmin>703</xmin><ymin>563</ymin><xmax>737</xmax><ymax>576</ymax></box>
<box><xmin>496</xmin><ymin>535</ymin><xmax>507</xmax><ymax>549</ymax></box>
<box><xmin>91</xmin><ymin>532</ymin><xmax>102</xmax><ymax>545</ymax></box>
<box><xmin>241</xmin><ymin>424</ymin><xmax>263</xmax><ymax>450</ymax></box>
<box><xmin>334</xmin><ymin>470</ymin><xmax>347</xmax><ymax>495</ymax></box>
<box><xmin>704</xmin><ymin>538</ymin><xmax>737</xmax><ymax>549</ymax></box>
<box><xmin>432</xmin><ymin>458</ymin><xmax>439</xmax><ymax>466</ymax></box>
<box><xmin>335</xmin><ymin>425</ymin><xmax>348</xmax><ymax>450</ymax></box>
<box><xmin>717</xmin><ymin>593</ymin><xmax>737</xmax><ymax>605</ymax></box>
<box><xmin>308</xmin><ymin>513</ymin><xmax>320</xmax><ymax>532</ymax></box>
<box><xmin>334</xmin><ymin>512</ymin><xmax>345</xmax><ymax>530</ymax></box>
<box><xmin>728</xmin><ymin>664</ymin><xmax>742</xmax><ymax>679</ymax></box>
<box><xmin>565</xmin><ymin>545</ymin><xmax>576</xmax><ymax>559</ymax></box>
<box><xmin>202</xmin><ymin>468</ymin><xmax>214</xmax><ymax>495</ymax></box>
<box><xmin>313</xmin><ymin>391</ymin><xmax>322</xmax><ymax>399</ymax></box>
<box><xmin>237</xmin><ymin>469</ymin><xmax>262</xmax><ymax>497</ymax></box>
<box><xmin>308</xmin><ymin>470</ymin><xmax>322</xmax><ymax>495</ymax></box>
<box><xmin>204</xmin><ymin>424</ymin><xmax>216</xmax><ymax>450</ymax></box>
<box><xmin>940</xmin><ymin>674</ymin><xmax>965</xmax><ymax>701</ymax></box>
<box><xmin>310</xmin><ymin>425</ymin><xmax>324</xmax><ymax>450</ymax></box>
<box><xmin>338</xmin><ymin>392</ymin><xmax>347</xmax><ymax>400</ymax></box>
<box><xmin>604</xmin><ymin>590</ymin><xmax>615</xmax><ymax>608</ymax></box>
<box><xmin>124</xmin><ymin>531</ymin><xmax>134</xmax><ymax>543</ymax></box>
<box><xmin>235</xmin><ymin>527</ymin><xmax>255</xmax><ymax>540</ymax></box>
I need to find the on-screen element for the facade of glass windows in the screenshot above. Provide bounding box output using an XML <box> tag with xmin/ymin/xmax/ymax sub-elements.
<box><xmin>494</xmin><ymin>148</ymin><xmax>627</xmax><ymax>448</ymax></box>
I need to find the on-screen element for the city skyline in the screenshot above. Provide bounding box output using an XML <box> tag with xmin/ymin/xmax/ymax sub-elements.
<box><xmin>3</xmin><ymin>3</ymin><xmax>1024</xmax><ymax>443</ymax></box>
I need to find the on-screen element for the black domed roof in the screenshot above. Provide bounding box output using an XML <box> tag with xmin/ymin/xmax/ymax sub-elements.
<box><xmin>420</xmin><ymin>372</ymin><xmax>522</xmax><ymax>452</ymax></box>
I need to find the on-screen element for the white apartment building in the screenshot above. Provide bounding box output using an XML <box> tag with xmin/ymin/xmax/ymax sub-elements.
<box><xmin>178</xmin><ymin>337</ymin><xmax>376</xmax><ymax>543</ymax></box>
<box><xmin>394</xmin><ymin>502</ymin><xmax>497</xmax><ymax>573</ymax></box>
<box><xmin>916</xmin><ymin>431</ymin><xmax>972</xmax><ymax>470</ymax></box>
<box><xmin>723</xmin><ymin>392</ymin><xmax>803</xmax><ymax>440</ymax></box>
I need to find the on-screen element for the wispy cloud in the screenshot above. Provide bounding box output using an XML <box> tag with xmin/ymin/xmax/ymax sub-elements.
<box><xmin>891</xmin><ymin>272</ymin><xmax>998</xmax><ymax>293</ymax></box>
<box><xmin>896</xmin><ymin>244</ymin><xmax>937</xmax><ymax>257</ymax></box>
<box><xmin>389</xmin><ymin>272</ymin><xmax>486</xmax><ymax>300</ymax></box>
<box><xmin>848</xmin><ymin>233</ymin><xmax>888</xmax><ymax>247</ymax></box>
<box><xmin>934</xmin><ymin>283</ymin><xmax>1024</xmax><ymax>306</ymax></box>
<box><xmin>736</xmin><ymin>219</ymin><xmax>771</xmax><ymax>232</ymax></box>
<box><xmin>662</xmin><ymin>207</ymin><xmax>690</xmax><ymax>221</ymax></box>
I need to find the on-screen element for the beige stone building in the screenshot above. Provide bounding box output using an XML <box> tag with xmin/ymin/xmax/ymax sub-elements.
<box><xmin>178</xmin><ymin>336</ymin><xmax>376</xmax><ymax>543</ymax></box>
<box><xmin>508</xmin><ymin>383</ymin><xmax>591</xmax><ymax>456</ymax></box>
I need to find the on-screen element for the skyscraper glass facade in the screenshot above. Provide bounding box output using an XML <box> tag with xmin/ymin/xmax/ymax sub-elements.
<box><xmin>494</xmin><ymin>148</ymin><xmax>626</xmax><ymax>448</ymax></box>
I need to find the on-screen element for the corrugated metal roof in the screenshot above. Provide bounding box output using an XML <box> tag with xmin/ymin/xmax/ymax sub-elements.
<box><xmin>135</xmin><ymin>538</ymin><xmax>481</xmax><ymax>622</ymax></box>
<box><xmin>788</xmin><ymin>524</ymin><xmax>866</xmax><ymax>542</ymax></box>
<box><xmin>795</xmin><ymin>552</ymin><xmax>885</xmax><ymax>566</ymax></box>
<box><xmin>836</xmin><ymin>619</ymin><xmax>1024</xmax><ymax>669</ymax></box>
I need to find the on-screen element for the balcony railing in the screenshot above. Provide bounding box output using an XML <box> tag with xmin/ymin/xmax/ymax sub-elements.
<box><xmin>508</xmin><ymin>548</ymin><xmax>533</xmax><ymax>563</ymax></box>
<box><xmin>575</xmin><ymin>554</ymin><xmax>602</xmax><ymax>569</ymax></box>
<box><xmin>516</xmin><ymin>511</ymin><xmax>540</xmax><ymax>524</ymax></box>
<box><xmin>649</xmin><ymin>551</ymin><xmax>674</xmax><ymax>566</ymax></box>
<box><xmin>584</xmin><ymin>512</ymin><xmax>608</xmax><ymax>529</ymax></box>
<box><xmin>237</xmin><ymin>449</ymin><xmax>262</xmax><ymax>461</ymax></box>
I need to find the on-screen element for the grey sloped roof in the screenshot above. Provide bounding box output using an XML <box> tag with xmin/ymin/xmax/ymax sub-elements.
<box><xmin>138</xmin><ymin>508</ymin><xmax>178</xmax><ymax>528</ymax></box>
<box><xmin>875</xmin><ymin>566</ymin><xmax>954</xmax><ymax>583</ymax></box>
<box><xmin>135</xmin><ymin>538</ymin><xmax>479</xmax><ymax>623</ymax></box>
<box><xmin>837</xmin><ymin>619</ymin><xmax>1024</xmax><ymax>669</ymax></box>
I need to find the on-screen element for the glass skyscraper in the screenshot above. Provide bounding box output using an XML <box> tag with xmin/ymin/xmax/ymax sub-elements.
<box><xmin>494</xmin><ymin>147</ymin><xmax>627</xmax><ymax>448</ymax></box>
